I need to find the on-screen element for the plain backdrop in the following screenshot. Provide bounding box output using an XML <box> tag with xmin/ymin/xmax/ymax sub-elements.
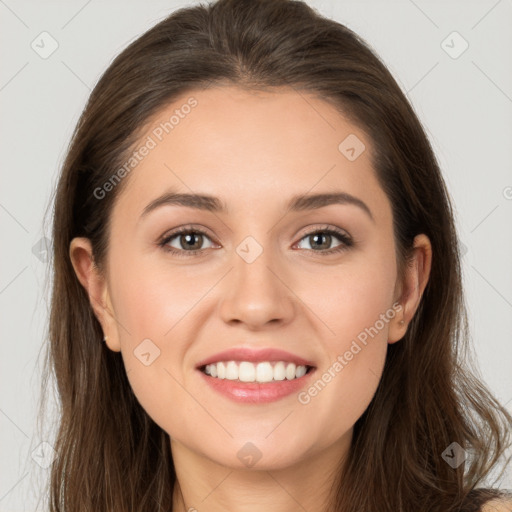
<box><xmin>1</xmin><ymin>0</ymin><xmax>511</xmax><ymax>510</ymax></box>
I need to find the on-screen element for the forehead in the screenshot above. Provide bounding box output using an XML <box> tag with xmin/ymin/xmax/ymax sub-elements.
<box><xmin>113</xmin><ymin>85</ymin><xmax>389</xmax><ymax>221</ymax></box>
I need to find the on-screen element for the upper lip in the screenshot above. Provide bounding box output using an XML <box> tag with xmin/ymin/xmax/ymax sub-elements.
<box><xmin>195</xmin><ymin>347</ymin><xmax>316</xmax><ymax>369</ymax></box>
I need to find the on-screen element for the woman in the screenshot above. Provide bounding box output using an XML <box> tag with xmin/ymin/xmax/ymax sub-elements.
<box><xmin>41</xmin><ymin>0</ymin><xmax>512</xmax><ymax>510</ymax></box>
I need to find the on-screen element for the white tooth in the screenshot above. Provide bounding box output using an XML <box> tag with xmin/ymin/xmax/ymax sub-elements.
<box><xmin>256</xmin><ymin>362</ymin><xmax>274</xmax><ymax>382</ymax></box>
<box><xmin>295</xmin><ymin>365</ymin><xmax>307</xmax><ymax>378</ymax></box>
<box><xmin>273</xmin><ymin>361</ymin><xmax>286</xmax><ymax>381</ymax></box>
<box><xmin>285</xmin><ymin>363</ymin><xmax>296</xmax><ymax>380</ymax></box>
<box><xmin>225</xmin><ymin>361</ymin><xmax>239</xmax><ymax>380</ymax></box>
<box><xmin>204</xmin><ymin>361</ymin><xmax>309</xmax><ymax>382</ymax></box>
<box><xmin>239</xmin><ymin>362</ymin><xmax>256</xmax><ymax>382</ymax></box>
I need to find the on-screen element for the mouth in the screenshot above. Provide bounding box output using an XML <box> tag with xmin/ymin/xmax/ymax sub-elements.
<box><xmin>199</xmin><ymin>360</ymin><xmax>316</xmax><ymax>383</ymax></box>
<box><xmin>197</xmin><ymin>358</ymin><xmax>317</xmax><ymax>404</ymax></box>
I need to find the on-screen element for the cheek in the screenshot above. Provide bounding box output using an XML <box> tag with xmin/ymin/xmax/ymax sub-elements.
<box><xmin>297</xmin><ymin>250</ymin><xmax>396</xmax><ymax>430</ymax></box>
<box><xmin>109</xmin><ymin>251</ymin><xmax>207</xmax><ymax>344</ymax></box>
<box><xmin>304</xmin><ymin>248</ymin><xmax>397</xmax><ymax>344</ymax></box>
<box><xmin>107</xmin><ymin>246</ymin><xmax>234</xmax><ymax>428</ymax></box>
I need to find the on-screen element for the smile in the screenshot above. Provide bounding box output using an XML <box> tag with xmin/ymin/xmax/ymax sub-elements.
<box><xmin>202</xmin><ymin>360</ymin><xmax>313</xmax><ymax>382</ymax></box>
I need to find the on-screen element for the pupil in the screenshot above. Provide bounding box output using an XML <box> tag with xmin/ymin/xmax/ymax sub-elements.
<box><xmin>182</xmin><ymin>233</ymin><xmax>201</xmax><ymax>250</ymax></box>
<box><xmin>311</xmin><ymin>233</ymin><xmax>330</xmax><ymax>250</ymax></box>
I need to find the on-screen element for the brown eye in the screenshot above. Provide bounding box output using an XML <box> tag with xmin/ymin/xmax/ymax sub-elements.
<box><xmin>177</xmin><ymin>232</ymin><xmax>204</xmax><ymax>251</ymax></box>
<box><xmin>295</xmin><ymin>227</ymin><xmax>353</xmax><ymax>255</ymax></box>
<box><xmin>159</xmin><ymin>227</ymin><xmax>216</xmax><ymax>257</ymax></box>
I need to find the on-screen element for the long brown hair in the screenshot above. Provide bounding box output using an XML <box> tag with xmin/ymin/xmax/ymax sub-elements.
<box><xmin>39</xmin><ymin>0</ymin><xmax>512</xmax><ymax>510</ymax></box>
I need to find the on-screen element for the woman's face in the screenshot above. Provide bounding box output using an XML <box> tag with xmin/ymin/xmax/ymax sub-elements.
<box><xmin>72</xmin><ymin>85</ymin><xmax>427</xmax><ymax>471</ymax></box>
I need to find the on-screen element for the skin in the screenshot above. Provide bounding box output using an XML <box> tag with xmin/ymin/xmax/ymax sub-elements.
<box><xmin>483</xmin><ymin>500</ymin><xmax>512</xmax><ymax>512</ymax></box>
<box><xmin>70</xmin><ymin>86</ymin><xmax>432</xmax><ymax>512</ymax></box>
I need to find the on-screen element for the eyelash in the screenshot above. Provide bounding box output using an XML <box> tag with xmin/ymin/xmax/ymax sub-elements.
<box><xmin>157</xmin><ymin>224</ymin><xmax>354</xmax><ymax>258</ymax></box>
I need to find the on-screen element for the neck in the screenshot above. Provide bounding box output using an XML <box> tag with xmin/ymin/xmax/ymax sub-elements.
<box><xmin>170</xmin><ymin>430</ymin><xmax>352</xmax><ymax>512</ymax></box>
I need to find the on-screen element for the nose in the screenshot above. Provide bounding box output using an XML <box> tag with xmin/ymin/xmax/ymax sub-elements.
<box><xmin>218</xmin><ymin>241</ymin><xmax>296</xmax><ymax>329</ymax></box>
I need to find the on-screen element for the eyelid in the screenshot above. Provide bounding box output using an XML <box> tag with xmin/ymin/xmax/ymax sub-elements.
<box><xmin>295</xmin><ymin>223</ymin><xmax>350</xmax><ymax>240</ymax></box>
<box><xmin>158</xmin><ymin>224</ymin><xmax>217</xmax><ymax>245</ymax></box>
<box><xmin>292</xmin><ymin>224</ymin><xmax>354</xmax><ymax>253</ymax></box>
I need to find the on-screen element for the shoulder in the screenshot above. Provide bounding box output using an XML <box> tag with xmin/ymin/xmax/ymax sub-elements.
<box><xmin>465</xmin><ymin>489</ymin><xmax>512</xmax><ymax>512</ymax></box>
<box><xmin>481</xmin><ymin>497</ymin><xmax>512</xmax><ymax>512</ymax></box>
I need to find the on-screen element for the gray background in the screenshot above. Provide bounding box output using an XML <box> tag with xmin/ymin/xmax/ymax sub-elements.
<box><xmin>1</xmin><ymin>0</ymin><xmax>511</xmax><ymax>509</ymax></box>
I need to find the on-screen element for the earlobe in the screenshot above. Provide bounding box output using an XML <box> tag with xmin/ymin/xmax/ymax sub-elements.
<box><xmin>388</xmin><ymin>233</ymin><xmax>432</xmax><ymax>344</ymax></box>
<box><xmin>69</xmin><ymin>237</ymin><xmax>121</xmax><ymax>352</ymax></box>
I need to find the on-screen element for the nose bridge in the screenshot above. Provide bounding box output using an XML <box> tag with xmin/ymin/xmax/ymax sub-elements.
<box><xmin>218</xmin><ymin>232</ymin><xmax>295</xmax><ymax>327</ymax></box>
<box><xmin>235</xmin><ymin>234</ymin><xmax>276</xmax><ymax>287</ymax></box>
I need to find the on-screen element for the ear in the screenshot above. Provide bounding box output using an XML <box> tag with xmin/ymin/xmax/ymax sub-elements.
<box><xmin>388</xmin><ymin>233</ymin><xmax>432</xmax><ymax>344</ymax></box>
<box><xmin>69</xmin><ymin>237</ymin><xmax>121</xmax><ymax>352</ymax></box>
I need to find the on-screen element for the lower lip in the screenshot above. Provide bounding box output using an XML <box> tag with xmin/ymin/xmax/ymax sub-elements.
<box><xmin>197</xmin><ymin>368</ymin><xmax>316</xmax><ymax>403</ymax></box>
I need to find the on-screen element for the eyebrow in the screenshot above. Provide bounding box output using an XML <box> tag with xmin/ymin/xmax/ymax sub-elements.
<box><xmin>140</xmin><ymin>189</ymin><xmax>374</xmax><ymax>222</ymax></box>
